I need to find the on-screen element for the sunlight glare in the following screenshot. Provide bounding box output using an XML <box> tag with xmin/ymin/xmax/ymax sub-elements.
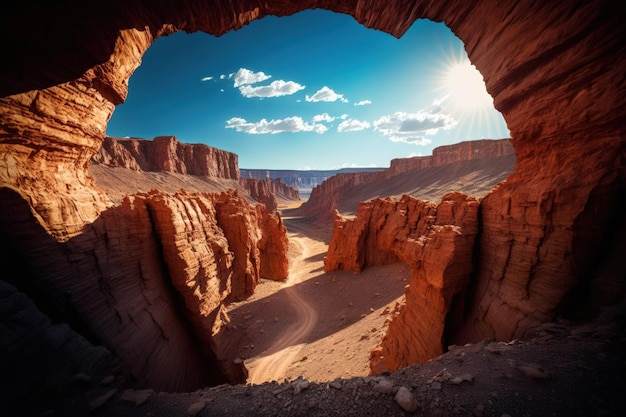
<box><xmin>431</xmin><ymin>44</ymin><xmax>510</xmax><ymax>141</ymax></box>
<box><xmin>445</xmin><ymin>62</ymin><xmax>493</xmax><ymax>110</ymax></box>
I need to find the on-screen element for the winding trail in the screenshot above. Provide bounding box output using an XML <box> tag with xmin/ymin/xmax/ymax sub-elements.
<box><xmin>247</xmin><ymin>218</ymin><xmax>320</xmax><ymax>384</ymax></box>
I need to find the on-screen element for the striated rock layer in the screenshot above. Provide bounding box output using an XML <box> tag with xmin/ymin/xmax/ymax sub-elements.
<box><xmin>94</xmin><ymin>136</ymin><xmax>240</xmax><ymax>179</ymax></box>
<box><xmin>297</xmin><ymin>138</ymin><xmax>514</xmax><ymax>220</ymax></box>
<box><xmin>324</xmin><ymin>193</ymin><xmax>479</xmax><ymax>371</ymax></box>
<box><xmin>0</xmin><ymin>0</ymin><xmax>625</xmax><ymax>390</ymax></box>
<box><xmin>0</xmin><ymin>187</ymin><xmax>288</xmax><ymax>391</ymax></box>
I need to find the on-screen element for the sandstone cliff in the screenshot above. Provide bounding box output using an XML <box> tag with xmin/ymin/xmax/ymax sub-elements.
<box><xmin>240</xmin><ymin>177</ymin><xmax>301</xmax><ymax>212</ymax></box>
<box><xmin>94</xmin><ymin>136</ymin><xmax>240</xmax><ymax>179</ymax></box>
<box><xmin>93</xmin><ymin>136</ymin><xmax>300</xmax><ymax>212</ymax></box>
<box><xmin>324</xmin><ymin>193</ymin><xmax>479</xmax><ymax>371</ymax></box>
<box><xmin>0</xmin><ymin>0</ymin><xmax>624</xmax><ymax>404</ymax></box>
<box><xmin>0</xmin><ymin>187</ymin><xmax>288</xmax><ymax>391</ymax></box>
<box><xmin>296</xmin><ymin>138</ymin><xmax>515</xmax><ymax>221</ymax></box>
<box><xmin>387</xmin><ymin>138</ymin><xmax>515</xmax><ymax>176</ymax></box>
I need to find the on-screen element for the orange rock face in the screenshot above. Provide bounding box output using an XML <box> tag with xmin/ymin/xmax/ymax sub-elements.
<box><xmin>298</xmin><ymin>139</ymin><xmax>513</xmax><ymax>221</ymax></box>
<box><xmin>324</xmin><ymin>193</ymin><xmax>479</xmax><ymax>371</ymax></box>
<box><xmin>240</xmin><ymin>177</ymin><xmax>301</xmax><ymax>212</ymax></box>
<box><xmin>94</xmin><ymin>136</ymin><xmax>240</xmax><ymax>179</ymax></box>
<box><xmin>0</xmin><ymin>0</ymin><xmax>624</xmax><ymax>391</ymax></box>
<box><xmin>388</xmin><ymin>139</ymin><xmax>515</xmax><ymax>176</ymax></box>
<box><xmin>0</xmin><ymin>187</ymin><xmax>288</xmax><ymax>390</ymax></box>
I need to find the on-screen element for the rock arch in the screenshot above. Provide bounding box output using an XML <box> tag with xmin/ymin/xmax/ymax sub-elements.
<box><xmin>1</xmin><ymin>0</ymin><xmax>625</xmax><ymax>387</ymax></box>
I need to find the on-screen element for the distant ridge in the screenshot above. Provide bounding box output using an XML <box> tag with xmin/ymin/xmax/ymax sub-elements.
<box><xmin>240</xmin><ymin>167</ymin><xmax>384</xmax><ymax>192</ymax></box>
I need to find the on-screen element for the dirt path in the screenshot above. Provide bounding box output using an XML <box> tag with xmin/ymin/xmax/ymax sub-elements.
<box><xmin>228</xmin><ymin>210</ymin><xmax>409</xmax><ymax>384</ymax></box>
<box><xmin>247</xmin><ymin>230</ymin><xmax>320</xmax><ymax>383</ymax></box>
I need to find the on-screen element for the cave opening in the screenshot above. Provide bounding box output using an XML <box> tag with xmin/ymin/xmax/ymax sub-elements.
<box><xmin>2</xmin><ymin>2</ymin><xmax>625</xmax><ymax>415</ymax></box>
<box><xmin>94</xmin><ymin>9</ymin><xmax>515</xmax><ymax>385</ymax></box>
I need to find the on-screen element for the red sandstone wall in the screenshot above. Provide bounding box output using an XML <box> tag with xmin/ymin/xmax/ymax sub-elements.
<box><xmin>94</xmin><ymin>136</ymin><xmax>240</xmax><ymax>179</ymax></box>
<box><xmin>299</xmin><ymin>139</ymin><xmax>513</xmax><ymax>221</ymax></box>
<box><xmin>324</xmin><ymin>193</ymin><xmax>479</xmax><ymax>371</ymax></box>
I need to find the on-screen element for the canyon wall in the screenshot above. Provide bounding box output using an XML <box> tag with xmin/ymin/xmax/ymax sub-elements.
<box><xmin>94</xmin><ymin>136</ymin><xmax>300</xmax><ymax>211</ymax></box>
<box><xmin>297</xmin><ymin>138</ymin><xmax>514</xmax><ymax>220</ymax></box>
<box><xmin>94</xmin><ymin>136</ymin><xmax>240</xmax><ymax>179</ymax></box>
<box><xmin>0</xmin><ymin>0</ymin><xmax>624</xmax><ymax>393</ymax></box>
<box><xmin>325</xmin><ymin>193</ymin><xmax>479</xmax><ymax>372</ymax></box>
<box><xmin>240</xmin><ymin>177</ymin><xmax>301</xmax><ymax>212</ymax></box>
<box><xmin>240</xmin><ymin>167</ymin><xmax>383</xmax><ymax>192</ymax></box>
<box><xmin>388</xmin><ymin>138</ymin><xmax>515</xmax><ymax>176</ymax></box>
<box><xmin>0</xmin><ymin>187</ymin><xmax>288</xmax><ymax>392</ymax></box>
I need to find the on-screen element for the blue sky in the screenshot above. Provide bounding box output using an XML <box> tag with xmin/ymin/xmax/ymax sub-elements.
<box><xmin>106</xmin><ymin>9</ymin><xmax>509</xmax><ymax>170</ymax></box>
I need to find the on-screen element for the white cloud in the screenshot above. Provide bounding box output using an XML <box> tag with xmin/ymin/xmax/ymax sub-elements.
<box><xmin>201</xmin><ymin>76</ymin><xmax>213</xmax><ymax>82</ymax></box>
<box><xmin>312</xmin><ymin>113</ymin><xmax>335</xmax><ymax>123</ymax></box>
<box><xmin>305</xmin><ymin>86</ymin><xmax>348</xmax><ymax>103</ymax></box>
<box><xmin>373</xmin><ymin>107</ymin><xmax>457</xmax><ymax>145</ymax></box>
<box><xmin>354</xmin><ymin>100</ymin><xmax>372</xmax><ymax>106</ymax></box>
<box><xmin>225</xmin><ymin>116</ymin><xmax>328</xmax><ymax>134</ymax></box>
<box><xmin>337</xmin><ymin>118</ymin><xmax>371</xmax><ymax>132</ymax></box>
<box><xmin>239</xmin><ymin>80</ymin><xmax>305</xmax><ymax>98</ymax></box>
<box><xmin>233</xmin><ymin>68</ymin><xmax>271</xmax><ymax>87</ymax></box>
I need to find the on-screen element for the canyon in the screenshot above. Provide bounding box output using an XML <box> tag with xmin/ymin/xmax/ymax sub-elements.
<box><xmin>1</xmin><ymin>0</ymin><xmax>625</xmax><ymax>416</ymax></box>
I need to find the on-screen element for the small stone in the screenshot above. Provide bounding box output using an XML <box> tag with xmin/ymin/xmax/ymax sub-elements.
<box><xmin>430</xmin><ymin>381</ymin><xmax>442</xmax><ymax>390</ymax></box>
<box><xmin>89</xmin><ymin>389</ymin><xmax>117</xmax><ymax>410</ymax></box>
<box><xmin>292</xmin><ymin>377</ymin><xmax>310</xmax><ymax>394</ymax></box>
<box><xmin>450</xmin><ymin>376</ymin><xmax>464</xmax><ymax>385</ymax></box>
<box><xmin>485</xmin><ymin>344</ymin><xmax>501</xmax><ymax>354</ymax></box>
<box><xmin>518</xmin><ymin>365</ymin><xmax>550</xmax><ymax>379</ymax></box>
<box><xmin>461</xmin><ymin>373</ymin><xmax>474</xmax><ymax>382</ymax></box>
<box><xmin>187</xmin><ymin>400</ymin><xmax>205</xmax><ymax>416</ymax></box>
<box><xmin>372</xmin><ymin>378</ymin><xmax>394</xmax><ymax>394</ymax></box>
<box><xmin>122</xmin><ymin>388</ymin><xmax>154</xmax><ymax>405</ymax></box>
<box><xmin>394</xmin><ymin>386</ymin><xmax>419</xmax><ymax>412</ymax></box>
<box><xmin>329</xmin><ymin>379</ymin><xmax>343</xmax><ymax>390</ymax></box>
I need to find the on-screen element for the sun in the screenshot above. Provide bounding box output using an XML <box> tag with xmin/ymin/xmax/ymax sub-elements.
<box><xmin>429</xmin><ymin>45</ymin><xmax>509</xmax><ymax>141</ymax></box>
<box><xmin>444</xmin><ymin>61</ymin><xmax>494</xmax><ymax>111</ymax></box>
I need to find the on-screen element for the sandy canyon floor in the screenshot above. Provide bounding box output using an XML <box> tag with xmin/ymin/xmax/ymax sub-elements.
<box><xmin>227</xmin><ymin>205</ymin><xmax>410</xmax><ymax>384</ymax></box>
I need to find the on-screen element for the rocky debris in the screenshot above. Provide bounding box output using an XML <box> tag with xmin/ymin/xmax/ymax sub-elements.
<box><xmin>38</xmin><ymin>305</ymin><xmax>626</xmax><ymax>417</ymax></box>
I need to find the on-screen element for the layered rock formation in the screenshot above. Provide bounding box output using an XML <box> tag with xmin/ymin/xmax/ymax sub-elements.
<box><xmin>0</xmin><ymin>0</ymin><xmax>624</xmax><ymax>400</ymax></box>
<box><xmin>93</xmin><ymin>136</ymin><xmax>300</xmax><ymax>212</ymax></box>
<box><xmin>297</xmin><ymin>139</ymin><xmax>515</xmax><ymax>220</ymax></box>
<box><xmin>387</xmin><ymin>139</ymin><xmax>515</xmax><ymax>176</ymax></box>
<box><xmin>0</xmin><ymin>187</ymin><xmax>288</xmax><ymax>392</ymax></box>
<box><xmin>240</xmin><ymin>167</ymin><xmax>382</xmax><ymax>192</ymax></box>
<box><xmin>324</xmin><ymin>193</ymin><xmax>479</xmax><ymax>371</ymax></box>
<box><xmin>94</xmin><ymin>136</ymin><xmax>240</xmax><ymax>179</ymax></box>
<box><xmin>240</xmin><ymin>177</ymin><xmax>301</xmax><ymax>212</ymax></box>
